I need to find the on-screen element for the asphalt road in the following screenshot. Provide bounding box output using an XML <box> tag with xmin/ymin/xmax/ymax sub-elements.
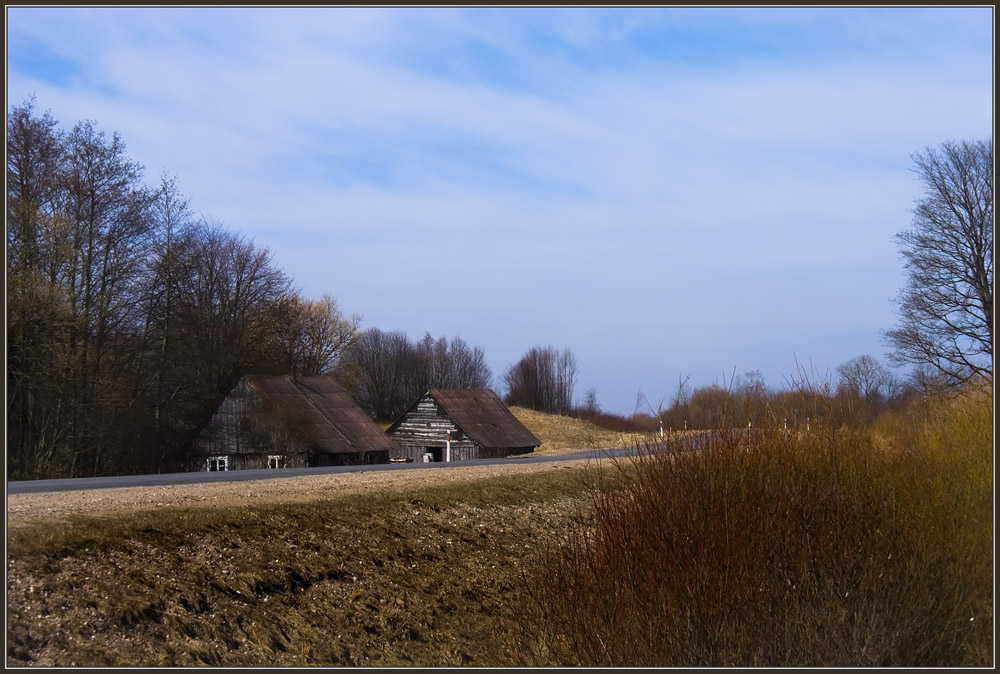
<box><xmin>6</xmin><ymin>446</ymin><xmax>636</xmax><ymax>495</ymax></box>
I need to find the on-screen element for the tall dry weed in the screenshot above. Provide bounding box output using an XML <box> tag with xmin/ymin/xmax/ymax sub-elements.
<box><xmin>498</xmin><ymin>384</ymin><xmax>993</xmax><ymax>667</ymax></box>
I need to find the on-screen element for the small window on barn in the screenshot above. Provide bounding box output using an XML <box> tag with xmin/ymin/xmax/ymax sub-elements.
<box><xmin>267</xmin><ymin>455</ymin><xmax>283</xmax><ymax>469</ymax></box>
<box><xmin>206</xmin><ymin>456</ymin><xmax>229</xmax><ymax>472</ymax></box>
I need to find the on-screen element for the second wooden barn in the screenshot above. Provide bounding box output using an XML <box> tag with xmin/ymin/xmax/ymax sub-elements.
<box><xmin>386</xmin><ymin>388</ymin><xmax>541</xmax><ymax>462</ymax></box>
<box><xmin>192</xmin><ymin>375</ymin><xmax>395</xmax><ymax>470</ymax></box>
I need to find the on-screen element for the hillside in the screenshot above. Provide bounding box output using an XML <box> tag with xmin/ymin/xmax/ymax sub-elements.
<box><xmin>507</xmin><ymin>406</ymin><xmax>632</xmax><ymax>454</ymax></box>
<box><xmin>6</xmin><ymin>465</ymin><xmax>603</xmax><ymax>667</ymax></box>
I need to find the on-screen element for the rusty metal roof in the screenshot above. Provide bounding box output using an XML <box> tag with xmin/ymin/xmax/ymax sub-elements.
<box><xmin>246</xmin><ymin>375</ymin><xmax>395</xmax><ymax>454</ymax></box>
<box><xmin>424</xmin><ymin>388</ymin><xmax>541</xmax><ymax>449</ymax></box>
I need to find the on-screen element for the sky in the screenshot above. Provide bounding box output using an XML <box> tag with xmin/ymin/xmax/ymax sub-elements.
<box><xmin>5</xmin><ymin>7</ymin><xmax>994</xmax><ymax>414</ymax></box>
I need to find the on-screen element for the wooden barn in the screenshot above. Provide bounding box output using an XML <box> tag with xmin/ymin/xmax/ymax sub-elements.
<box><xmin>386</xmin><ymin>388</ymin><xmax>540</xmax><ymax>462</ymax></box>
<box><xmin>191</xmin><ymin>375</ymin><xmax>395</xmax><ymax>471</ymax></box>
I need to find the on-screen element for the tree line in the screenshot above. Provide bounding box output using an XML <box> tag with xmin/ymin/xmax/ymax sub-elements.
<box><xmin>7</xmin><ymin>100</ymin><xmax>362</xmax><ymax>478</ymax></box>
<box><xmin>644</xmin><ymin>356</ymin><xmax>908</xmax><ymax>433</ymax></box>
<box><xmin>7</xmin><ymin>99</ymin><xmax>586</xmax><ymax>477</ymax></box>
<box><xmin>332</xmin><ymin>335</ymin><xmax>581</xmax><ymax>421</ymax></box>
<box><xmin>333</xmin><ymin>330</ymin><xmax>492</xmax><ymax>421</ymax></box>
<box><xmin>636</xmin><ymin>137</ymin><xmax>993</xmax><ymax>432</ymax></box>
<box><xmin>7</xmin><ymin>98</ymin><xmax>990</xmax><ymax>477</ymax></box>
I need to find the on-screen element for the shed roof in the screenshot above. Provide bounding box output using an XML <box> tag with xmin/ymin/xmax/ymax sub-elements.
<box><xmin>246</xmin><ymin>375</ymin><xmax>395</xmax><ymax>454</ymax></box>
<box><xmin>393</xmin><ymin>388</ymin><xmax>541</xmax><ymax>450</ymax></box>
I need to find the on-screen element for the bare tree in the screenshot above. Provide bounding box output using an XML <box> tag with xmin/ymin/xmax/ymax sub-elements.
<box><xmin>905</xmin><ymin>363</ymin><xmax>954</xmax><ymax>397</ymax></box>
<box><xmin>556</xmin><ymin>348</ymin><xmax>579</xmax><ymax>415</ymax></box>
<box><xmin>835</xmin><ymin>354</ymin><xmax>897</xmax><ymax>404</ymax></box>
<box><xmin>274</xmin><ymin>294</ymin><xmax>361</xmax><ymax>376</ymax></box>
<box><xmin>6</xmin><ymin>98</ymin><xmax>73</xmax><ymax>478</ymax></box>
<box><xmin>7</xmin><ymin>100</ymin><xmax>360</xmax><ymax>478</ymax></box>
<box><xmin>450</xmin><ymin>337</ymin><xmax>492</xmax><ymax>390</ymax></box>
<box><xmin>735</xmin><ymin>369</ymin><xmax>771</xmax><ymax>426</ymax></box>
<box><xmin>503</xmin><ymin>345</ymin><xmax>578</xmax><ymax>415</ymax></box>
<box><xmin>338</xmin><ymin>330</ymin><xmax>493</xmax><ymax>420</ymax></box>
<box><xmin>172</xmin><ymin>221</ymin><xmax>295</xmax><ymax>387</ymax></box>
<box><xmin>416</xmin><ymin>333</ymin><xmax>492</xmax><ymax>390</ymax></box>
<box><xmin>884</xmin><ymin>139</ymin><xmax>993</xmax><ymax>387</ymax></box>
<box><xmin>59</xmin><ymin>118</ymin><xmax>155</xmax><ymax>475</ymax></box>
<box><xmin>336</xmin><ymin>328</ymin><xmax>416</xmax><ymax>420</ymax></box>
<box><xmin>126</xmin><ymin>172</ymin><xmax>196</xmax><ymax>471</ymax></box>
<box><xmin>685</xmin><ymin>384</ymin><xmax>731</xmax><ymax>430</ymax></box>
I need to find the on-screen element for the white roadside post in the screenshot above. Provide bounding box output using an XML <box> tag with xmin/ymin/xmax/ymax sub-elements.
<box><xmin>446</xmin><ymin>432</ymin><xmax>451</xmax><ymax>463</ymax></box>
<box><xmin>659</xmin><ymin>419</ymin><xmax>664</xmax><ymax>439</ymax></box>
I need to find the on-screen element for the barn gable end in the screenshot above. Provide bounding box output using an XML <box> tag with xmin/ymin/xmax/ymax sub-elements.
<box><xmin>192</xmin><ymin>375</ymin><xmax>394</xmax><ymax>471</ymax></box>
<box><xmin>386</xmin><ymin>389</ymin><xmax>539</xmax><ymax>462</ymax></box>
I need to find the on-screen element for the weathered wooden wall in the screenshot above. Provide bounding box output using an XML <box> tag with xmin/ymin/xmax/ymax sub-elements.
<box><xmin>388</xmin><ymin>395</ymin><xmax>480</xmax><ymax>462</ymax></box>
<box><xmin>387</xmin><ymin>394</ymin><xmax>535</xmax><ymax>462</ymax></box>
<box><xmin>190</xmin><ymin>379</ymin><xmax>309</xmax><ymax>471</ymax></box>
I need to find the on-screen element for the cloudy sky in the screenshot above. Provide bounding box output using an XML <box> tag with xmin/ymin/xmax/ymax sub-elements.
<box><xmin>6</xmin><ymin>7</ymin><xmax>993</xmax><ymax>414</ymax></box>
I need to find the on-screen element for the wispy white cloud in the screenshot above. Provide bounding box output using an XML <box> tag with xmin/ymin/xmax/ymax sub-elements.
<box><xmin>6</xmin><ymin>6</ymin><xmax>992</xmax><ymax>411</ymax></box>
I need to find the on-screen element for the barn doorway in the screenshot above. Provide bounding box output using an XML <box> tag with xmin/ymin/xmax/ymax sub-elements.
<box><xmin>426</xmin><ymin>446</ymin><xmax>444</xmax><ymax>462</ymax></box>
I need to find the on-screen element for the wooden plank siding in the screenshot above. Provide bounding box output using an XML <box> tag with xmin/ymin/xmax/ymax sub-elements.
<box><xmin>387</xmin><ymin>390</ymin><xmax>539</xmax><ymax>461</ymax></box>
<box><xmin>191</xmin><ymin>375</ymin><xmax>395</xmax><ymax>471</ymax></box>
<box><xmin>191</xmin><ymin>378</ymin><xmax>312</xmax><ymax>471</ymax></box>
<box><xmin>388</xmin><ymin>398</ymin><xmax>474</xmax><ymax>462</ymax></box>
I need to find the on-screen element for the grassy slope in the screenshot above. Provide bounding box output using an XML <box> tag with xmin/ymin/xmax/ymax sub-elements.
<box><xmin>508</xmin><ymin>406</ymin><xmax>631</xmax><ymax>452</ymax></box>
<box><xmin>2</xmin><ymin>408</ymin><xmax>660</xmax><ymax>667</ymax></box>
<box><xmin>6</xmin><ymin>466</ymin><xmax>603</xmax><ymax>667</ymax></box>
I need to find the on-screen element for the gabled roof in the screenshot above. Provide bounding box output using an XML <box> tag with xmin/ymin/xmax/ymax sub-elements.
<box><xmin>246</xmin><ymin>375</ymin><xmax>395</xmax><ymax>454</ymax></box>
<box><xmin>392</xmin><ymin>388</ymin><xmax>541</xmax><ymax>450</ymax></box>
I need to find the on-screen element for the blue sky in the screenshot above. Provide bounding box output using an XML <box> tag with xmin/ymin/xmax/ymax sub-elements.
<box><xmin>6</xmin><ymin>7</ymin><xmax>993</xmax><ymax>414</ymax></box>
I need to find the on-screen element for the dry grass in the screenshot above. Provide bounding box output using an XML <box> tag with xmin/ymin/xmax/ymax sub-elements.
<box><xmin>6</xmin><ymin>465</ymin><xmax>607</xmax><ymax>667</ymax></box>
<box><xmin>5</xmin><ymin>406</ymin><xmax>632</xmax><ymax>667</ymax></box>
<box><xmin>10</xmin><ymin>395</ymin><xmax>989</xmax><ymax>668</ymax></box>
<box><xmin>508</xmin><ymin>405</ymin><xmax>632</xmax><ymax>453</ymax></box>
<box><xmin>498</xmin><ymin>384</ymin><xmax>994</xmax><ymax>667</ymax></box>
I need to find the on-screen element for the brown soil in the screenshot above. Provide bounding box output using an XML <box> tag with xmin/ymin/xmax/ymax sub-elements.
<box><xmin>5</xmin><ymin>407</ymin><xmax>636</xmax><ymax>667</ymax></box>
<box><xmin>6</xmin><ymin>458</ymin><xmax>609</xmax><ymax>667</ymax></box>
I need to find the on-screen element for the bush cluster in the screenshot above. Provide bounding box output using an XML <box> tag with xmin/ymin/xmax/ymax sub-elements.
<box><xmin>498</xmin><ymin>383</ymin><xmax>993</xmax><ymax>667</ymax></box>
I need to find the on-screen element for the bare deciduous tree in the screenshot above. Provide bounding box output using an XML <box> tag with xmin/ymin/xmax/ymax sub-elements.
<box><xmin>884</xmin><ymin>139</ymin><xmax>993</xmax><ymax>387</ymax></box>
<box><xmin>172</xmin><ymin>220</ymin><xmax>295</xmax><ymax>387</ymax></box>
<box><xmin>6</xmin><ymin>98</ymin><xmax>72</xmax><ymax>478</ymax></box>
<box><xmin>6</xmin><ymin>100</ymin><xmax>360</xmax><ymax>478</ymax></box>
<box><xmin>735</xmin><ymin>369</ymin><xmax>771</xmax><ymax>426</ymax></box>
<box><xmin>275</xmin><ymin>294</ymin><xmax>361</xmax><ymax>376</ymax></box>
<box><xmin>336</xmin><ymin>329</ymin><xmax>417</xmax><ymax>420</ymax></box>
<box><xmin>503</xmin><ymin>345</ymin><xmax>578</xmax><ymax>415</ymax></box>
<box><xmin>58</xmin><ymin>117</ymin><xmax>154</xmax><ymax>476</ymax></box>
<box><xmin>835</xmin><ymin>354</ymin><xmax>897</xmax><ymax>404</ymax></box>
<box><xmin>337</xmin><ymin>329</ymin><xmax>493</xmax><ymax>421</ymax></box>
<box><xmin>416</xmin><ymin>333</ymin><xmax>492</xmax><ymax>390</ymax></box>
